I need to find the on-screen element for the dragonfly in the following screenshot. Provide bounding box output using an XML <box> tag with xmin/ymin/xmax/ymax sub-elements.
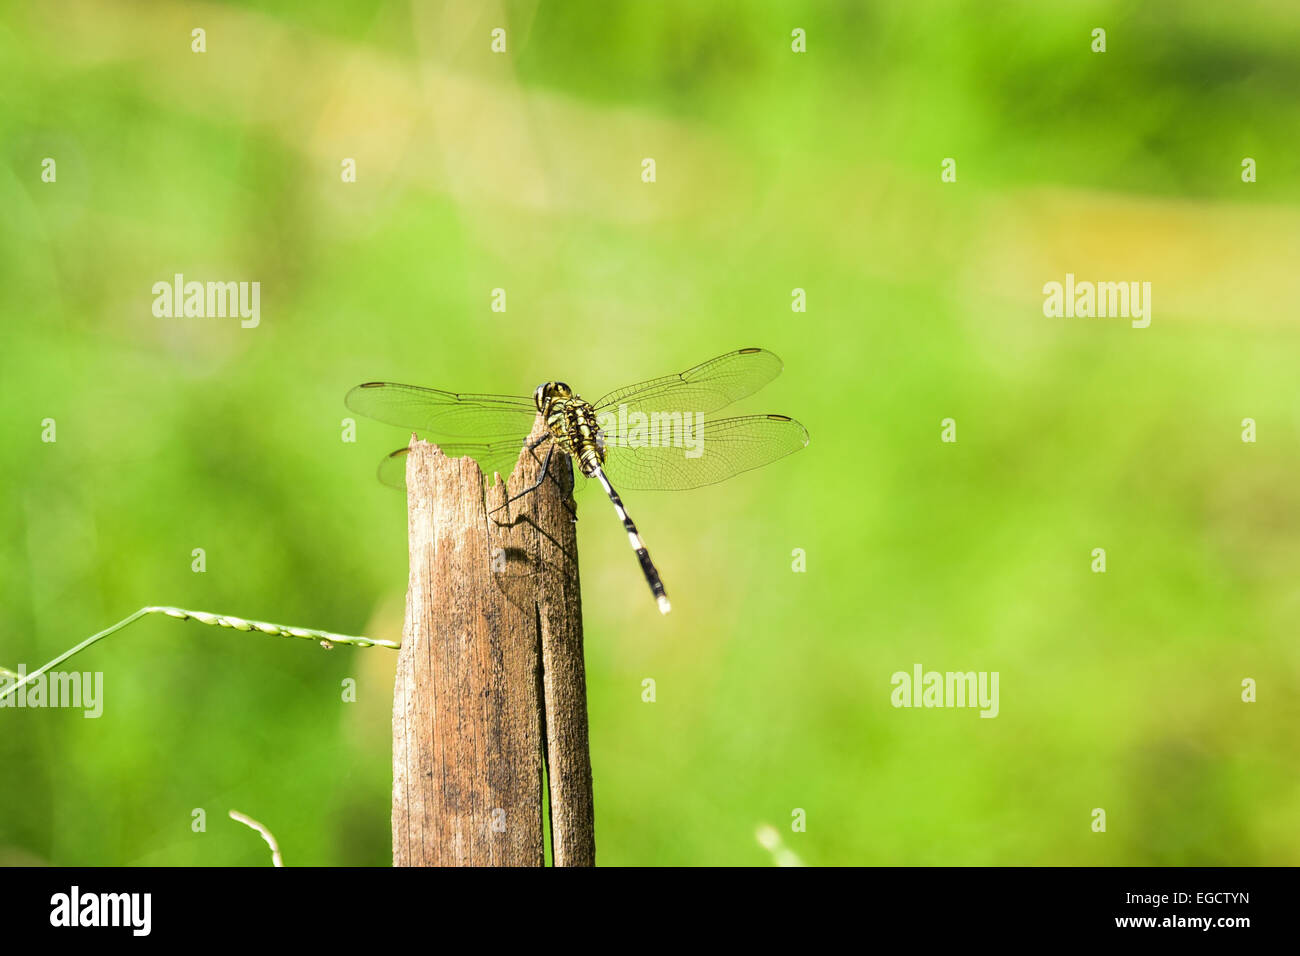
<box><xmin>345</xmin><ymin>347</ymin><xmax>809</xmax><ymax>615</ymax></box>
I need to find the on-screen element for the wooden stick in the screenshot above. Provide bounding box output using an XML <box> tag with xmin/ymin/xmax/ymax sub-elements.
<box><xmin>392</xmin><ymin>419</ymin><xmax>595</xmax><ymax>866</ymax></box>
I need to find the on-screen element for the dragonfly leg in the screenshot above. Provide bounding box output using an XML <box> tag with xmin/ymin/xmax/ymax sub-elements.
<box><xmin>490</xmin><ymin>443</ymin><xmax>555</xmax><ymax>514</ymax></box>
<box><xmin>487</xmin><ymin>437</ymin><xmax>576</xmax><ymax>518</ymax></box>
<box><xmin>558</xmin><ymin>456</ymin><xmax>578</xmax><ymax>521</ymax></box>
<box><xmin>534</xmin><ymin>435</ymin><xmax>576</xmax><ymax>512</ymax></box>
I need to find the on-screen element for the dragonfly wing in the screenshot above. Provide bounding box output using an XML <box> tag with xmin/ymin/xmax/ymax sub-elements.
<box><xmin>591</xmin><ymin>348</ymin><xmax>784</xmax><ymax>421</ymax></box>
<box><xmin>600</xmin><ymin>414</ymin><xmax>809</xmax><ymax>491</ymax></box>
<box><xmin>375</xmin><ymin>439</ymin><xmax>534</xmax><ymax>491</ymax></box>
<box><xmin>345</xmin><ymin>382</ymin><xmax>538</xmax><ymax>441</ymax></box>
<box><xmin>377</xmin><ymin>447</ymin><xmax>411</xmax><ymax>490</ymax></box>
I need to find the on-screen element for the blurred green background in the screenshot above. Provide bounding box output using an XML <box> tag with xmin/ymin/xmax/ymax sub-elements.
<box><xmin>2</xmin><ymin>0</ymin><xmax>1298</xmax><ymax>866</ymax></box>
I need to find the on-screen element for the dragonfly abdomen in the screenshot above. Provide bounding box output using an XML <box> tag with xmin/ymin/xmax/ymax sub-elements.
<box><xmin>591</xmin><ymin>466</ymin><xmax>671</xmax><ymax>615</ymax></box>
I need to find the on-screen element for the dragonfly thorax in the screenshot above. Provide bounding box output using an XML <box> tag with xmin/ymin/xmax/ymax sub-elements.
<box><xmin>539</xmin><ymin>390</ymin><xmax>606</xmax><ymax>477</ymax></box>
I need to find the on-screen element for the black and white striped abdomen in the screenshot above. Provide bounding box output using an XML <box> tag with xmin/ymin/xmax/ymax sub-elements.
<box><xmin>591</xmin><ymin>466</ymin><xmax>671</xmax><ymax>615</ymax></box>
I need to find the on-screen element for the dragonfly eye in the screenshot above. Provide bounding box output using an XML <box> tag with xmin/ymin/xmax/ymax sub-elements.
<box><xmin>535</xmin><ymin>382</ymin><xmax>573</xmax><ymax>411</ymax></box>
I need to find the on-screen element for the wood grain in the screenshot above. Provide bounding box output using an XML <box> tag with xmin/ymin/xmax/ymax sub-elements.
<box><xmin>392</xmin><ymin>418</ymin><xmax>595</xmax><ymax>866</ymax></box>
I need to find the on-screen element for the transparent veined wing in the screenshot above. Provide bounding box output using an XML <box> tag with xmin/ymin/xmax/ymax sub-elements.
<box><xmin>345</xmin><ymin>382</ymin><xmax>538</xmax><ymax>441</ymax></box>
<box><xmin>591</xmin><ymin>348</ymin><xmax>784</xmax><ymax>428</ymax></box>
<box><xmin>376</xmin><ymin>447</ymin><xmax>411</xmax><ymax>490</ymax></box>
<box><xmin>375</xmin><ymin>438</ymin><xmax>535</xmax><ymax>491</ymax></box>
<box><xmin>600</xmin><ymin>414</ymin><xmax>809</xmax><ymax>491</ymax></box>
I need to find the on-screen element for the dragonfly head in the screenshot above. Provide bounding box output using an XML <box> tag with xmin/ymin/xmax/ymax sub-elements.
<box><xmin>534</xmin><ymin>381</ymin><xmax>573</xmax><ymax>413</ymax></box>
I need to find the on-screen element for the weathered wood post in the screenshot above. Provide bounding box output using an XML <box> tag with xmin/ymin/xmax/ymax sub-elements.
<box><xmin>391</xmin><ymin>418</ymin><xmax>595</xmax><ymax>866</ymax></box>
